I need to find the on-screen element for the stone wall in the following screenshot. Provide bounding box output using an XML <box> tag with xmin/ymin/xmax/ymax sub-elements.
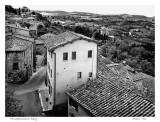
<box><xmin>6</xmin><ymin>44</ymin><xmax>33</xmax><ymax>81</ymax></box>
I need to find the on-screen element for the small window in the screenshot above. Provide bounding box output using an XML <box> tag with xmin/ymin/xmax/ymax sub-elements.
<box><xmin>46</xmin><ymin>98</ymin><xmax>49</xmax><ymax>102</ymax></box>
<box><xmin>72</xmin><ymin>51</ymin><xmax>76</xmax><ymax>60</ymax></box>
<box><xmin>88</xmin><ymin>50</ymin><xmax>92</xmax><ymax>58</ymax></box>
<box><xmin>89</xmin><ymin>72</ymin><xmax>92</xmax><ymax>77</ymax></box>
<box><xmin>77</xmin><ymin>72</ymin><xmax>82</xmax><ymax>78</ymax></box>
<box><xmin>51</xmin><ymin>69</ymin><xmax>52</xmax><ymax>78</ymax></box>
<box><xmin>13</xmin><ymin>62</ymin><xmax>19</xmax><ymax>70</ymax></box>
<box><xmin>49</xmin><ymin>86</ymin><xmax>52</xmax><ymax>95</ymax></box>
<box><xmin>63</xmin><ymin>52</ymin><xmax>68</xmax><ymax>61</ymax></box>
<box><xmin>49</xmin><ymin>64</ymin><xmax>50</xmax><ymax>73</ymax></box>
<box><xmin>69</xmin><ymin>97</ymin><xmax>78</xmax><ymax>112</ymax></box>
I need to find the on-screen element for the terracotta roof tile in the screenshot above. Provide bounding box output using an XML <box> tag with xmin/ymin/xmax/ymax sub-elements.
<box><xmin>67</xmin><ymin>76</ymin><xmax>154</xmax><ymax>117</ymax></box>
<box><xmin>66</xmin><ymin>56</ymin><xmax>155</xmax><ymax>117</ymax></box>
<box><xmin>5</xmin><ymin>37</ymin><xmax>32</xmax><ymax>52</ymax></box>
<box><xmin>43</xmin><ymin>31</ymin><xmax>97</xmax><ymax>51</ymax></box>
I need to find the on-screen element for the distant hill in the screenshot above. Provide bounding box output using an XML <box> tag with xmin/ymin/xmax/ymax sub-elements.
<box><xmin>35</xmin><ymin>10</ymin><xmax>71</xmax><ymax>16</ymax></box>
<box><xmin>35</xmin><ymin>10</ymin><xmax>101</xmax><ymax>16</ymax></box>
<box><xmin>70</xmin><ymin>11</ymin><xmax>95</xmax><ymax>16</ymax></box>
<box><xmin>120</xmin><ymin>14</ymin><xmax>149</xmax><ymax>20</ymax></box>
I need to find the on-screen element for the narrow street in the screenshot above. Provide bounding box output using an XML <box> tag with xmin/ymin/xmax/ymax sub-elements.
<box><xmin>8</xmin><ymin>67</ymin><xmax>47</xmax><ymax>95</ymax></box>
<box><xmin>8</xmin><ymin>67</ymin><xmax>47</xmax><ymax>116</ymax></box>
<box><xmin>14</xmin><ymin>91</ymin><xmax>43</xmax><ymax>117</ymax></box>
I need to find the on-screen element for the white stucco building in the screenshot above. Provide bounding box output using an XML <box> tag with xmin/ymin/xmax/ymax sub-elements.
<box><xmin>44</xmin><ymin>31</ymin><xmax>98</xmax><ymax>109</ymax></box>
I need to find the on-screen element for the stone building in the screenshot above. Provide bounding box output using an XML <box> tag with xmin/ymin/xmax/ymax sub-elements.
<box><xmin>5</xmin><ymin>35</ymin><xmax>34</xmax><ymax>82</ymax></box>
<box><xmin>43</xmin><ymin>31</ymin><xmax>98</xmax><ymax>110</ymax></box>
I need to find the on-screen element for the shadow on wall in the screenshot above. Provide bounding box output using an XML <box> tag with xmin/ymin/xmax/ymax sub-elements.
<box><xmin>43</xmin><ymin>103</ymin><xmax>68</xmax><ymax>117</ymax></box>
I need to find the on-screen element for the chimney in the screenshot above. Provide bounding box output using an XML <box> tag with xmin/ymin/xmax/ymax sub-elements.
<box><xmin>122</xmin><ymin>60</ymin><xmax>127</xmax><ymax>66</ymax></box>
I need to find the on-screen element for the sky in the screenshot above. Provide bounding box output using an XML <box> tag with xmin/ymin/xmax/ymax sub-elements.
<box><xmin>12</xmin><ymin>5</ymin><xmax>155</xmax><ymax>17</ymax></box>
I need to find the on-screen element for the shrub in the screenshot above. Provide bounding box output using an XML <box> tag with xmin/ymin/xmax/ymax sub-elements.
<box><xmin>8</xmin><ymin>70</ymin><xmax>26</xmax><ymax>84</ymax></box>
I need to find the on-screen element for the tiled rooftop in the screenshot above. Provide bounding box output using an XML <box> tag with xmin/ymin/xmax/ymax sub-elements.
<box><xmin>40</xmin><ymin>33</ymin><xmax>56</xmax><ymax>40</ymax></box>
<box><xmin>67</xmin><ymin>76</ymin><xmax>154</xmax><ymax>117</ymax></box>
<box><xmin>5</xmin><ymin>37</ymin><xmax>32</xmax><ymax>52</ymax></box>
<box><xmin>67</xmin><ymin>56</ymin><xmax>155</xmax><ymax>117</ymax></box>
<box><xmin>43</xmin><ymin>31</ymin><xmax>97</xmax><ymax>51</ymax></box>
<box><xmin>13</xmin><ymin>34</ymin><xmax>34</xmax><ymax>42</ymax></box>
<box><xmin>99</xmin><ymin>57</ymin><xmax>155</xmax><ymax>103</ymax></box>
<box><xmin>35</xmin><ymin>39</ymin><xmax>44</xmax><ymax>45</ymax></box>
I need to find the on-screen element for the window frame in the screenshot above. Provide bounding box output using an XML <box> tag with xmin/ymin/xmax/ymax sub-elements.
<box><xmin>89</xmin><ymin>72</ymin><xmax>92</xmax><ymax>77</ymax></box>
<box><xmin>77</xmin><ymin>72</ymin><xmax>82</xmax><ymax>79</ymax></box>
<box><xmin>13</xmin><ymin>62</ymin><xmax>19</xmax><ymax>70</ymax></box>
<box><xmin>72</xmin><ymin>51</ymin><xmax>76</xmax><ymax>60</ymax></box>
<box><xmin>88</xmin><ymin>50</ymin><xmax>92</xmax><ymax>58</ymax></box>
<box><xmin>63</xmin><ymin>52</ymin><xmax>68</xmax><ymax>61</ymax></box>
<box><xmin>51</xmin><ymin>69</ymin><xmax>52</xmax><ymax>78</ymax></box>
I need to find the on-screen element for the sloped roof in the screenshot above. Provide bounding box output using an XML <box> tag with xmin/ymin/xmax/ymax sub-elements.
<box><xmin>43</xmin><ymin>31</ymin><xmax>97</xmax><ymax>51</ymax></box>
<box><xmin>67</xmin><ymin>75</ymin><xmax>154</xmax><ymax>117</ymax></box>
<box><xmin>35</xmin><ymin>39</ymin><xmax>44</xmax><ymax>45</ymax></box>
<box><xmin>98</xmin><ymin>58</ymin><xmax>155</xmax><ymax>103</ymax></box>
<box><xmin>40</xmin><ymin>33</ymin><xmax>56</xmax><ymax>40</ymax></box>
<box><xmin>67</xmin><ymin>56</ymin><xmax>155</xmax><ymax>117</ymax></box>
<box><xmin>5</xmin><ymin>37</ymin><xmax>32</xmax><ymax>52</ymax></box>
<box><xmin>107</xmin><ymin>63</ymin><xmax>135</xmax><ymax>81</ymax></box>
<box><xmin>13</xmin><ymin>34</ymin><xmax>34</xmax><ymax>42</ymax></box>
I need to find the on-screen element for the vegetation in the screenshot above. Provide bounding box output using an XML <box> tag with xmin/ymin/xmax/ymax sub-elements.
<box><xmin>7</xmin><ymin>70</ymin><xmax>26</xmax><ymax>84</ymax></box>
<box><xmin>5</xmin><ymin>5</ymin><xmax>17</xmax><ymax>14</ymax></box>
<box><xmin>5</xmin><ymin>84</ymin><xmax>24</xmax><ymax>116</ymax></box>
<box><xmin>100</xmin><ymin>38</ymin><xmax>155</xmax><ymax>76</ymax></box>
<box><xmin>21</xmin><ymin>6</ymin><xmax>30</xmax><ymax>13</ymax></box>
<box><xmin>74</xmin><ymin>26</ymin><xmax>92</xmax><ymax>38</ymax></box>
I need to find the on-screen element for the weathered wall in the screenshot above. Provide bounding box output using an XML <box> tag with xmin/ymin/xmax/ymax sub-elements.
<box><xmin>68</xmin><ymin>97</ymin><xmax>93</xmax><ymax>117</ymax></box>
<box><xmin>46</xmin><ymin>48</ymin><xmax>55</xmax><ymax>109</ymax></box>
<box><xmin>6</xmin><ymin>52</ymin><xmax>25</xmax><ymax>75</ymax></box>
<box><xmin>54</xmin><ymin>40</ymin><xmax>97</xmax><ymax>105</ymax></box>
<box><xmin>6</xmin><ymin>25</ymin><xmax>30</xmax><ymax>37</ymax></box>
<box><xmin>6</xmin><ymin>44</ymin><xmax>33</xmax><ymax>79</ymax></box>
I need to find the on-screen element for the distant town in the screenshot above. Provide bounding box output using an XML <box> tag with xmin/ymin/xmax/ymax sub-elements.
<box><xmin>5</xmin><ymin>5</ymin><xmax>155</xmax><ymax>117</ymax></box>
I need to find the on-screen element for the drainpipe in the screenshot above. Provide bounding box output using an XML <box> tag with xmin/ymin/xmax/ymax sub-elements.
<box><xmin>96</xmin><ymin>45</ymin><xmax>98</xmax><ymax>78</ymax></box>
<box><xmin>52</xmin><ymin>51</ymin><xmax>56</xmax><ymax>105</ymax></box>
<box><xmin>92</xmin><ymin>48</ymin><xmax>94</xmax><ymax>81</ymax></box>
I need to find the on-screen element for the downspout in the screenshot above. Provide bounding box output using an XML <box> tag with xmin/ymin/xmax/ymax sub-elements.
<box><xmin>92</xmin><ymin>48</ymin><xmax>94</xmax><ymax>81</ymax></box>
<box><xmin>96</xmin><ymin>45</ymin><xmax>98</xmax><ymax>78</ymax></box>
<box><xmin>53</xmin><ymin>51</ymin><xmax>56</xmax><ymax>105</ymax></box>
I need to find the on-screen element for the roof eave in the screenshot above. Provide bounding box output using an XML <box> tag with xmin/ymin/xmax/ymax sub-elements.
<box><xmin>49</xmin><ymin>37</ymin><xmax>98</xmax><ymax>52</ymax></box>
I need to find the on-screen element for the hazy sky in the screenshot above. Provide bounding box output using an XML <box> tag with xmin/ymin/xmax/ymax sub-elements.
<box><xmin>12</xmin><ymin>5</ymin><xmax>154</xmax><ymax>17</ymax></box>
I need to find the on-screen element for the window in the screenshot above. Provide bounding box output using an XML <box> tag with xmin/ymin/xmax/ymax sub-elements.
<box><xmin>49</xmin><ymin>64</ymin><xmax>50</xmax><ymax>73</ymax></box>
<box><xmin>51</xmin><ymin>52</ymin><xmax>52</xmax><ymax>58</ymax></box>
<box><xmin>89</xmin><ymin>72</ymin><xmax>92</xmax><ymax>77</ymax></box>
<box><xmin>88</xmin><ymin>50</ymin><xmax>92</xmax><ymax>58</ymax></box>
<box><xmin>46</xmin><ymin>98</ymin><xmax>49</xmax><ymax>102</ymax></box>
<box><xmin>49</xmin><ymin>86</ymin><xmax>52</xmax><ymax>95</ymax></box>
<box><xmin>51</xmin><ymin>69</ymin><xmax>52</xmax><ymax>78</ymax></box>
<box><xmin>72</xmin><ymin>51</ymin><xmax>76</xmax><ymax>60</ymax></box>
<box><xmin>77</xmin><ymin>72</ymin><xmax>82</xmax><ymax>78</ymax></box>
<box><xmin>69</xmin><ymin>97</ymin><xmax>78</xmax><ymax>112</ymax></box>
<box><xmin>63</xmin><ymin>52</ymin><xmax>68</xmax><ymax>61</ymax></box>
<box><xmin>13</xmin><ymin>62</ymin><xmax>19</xmax><ymax>70</ymax></box>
